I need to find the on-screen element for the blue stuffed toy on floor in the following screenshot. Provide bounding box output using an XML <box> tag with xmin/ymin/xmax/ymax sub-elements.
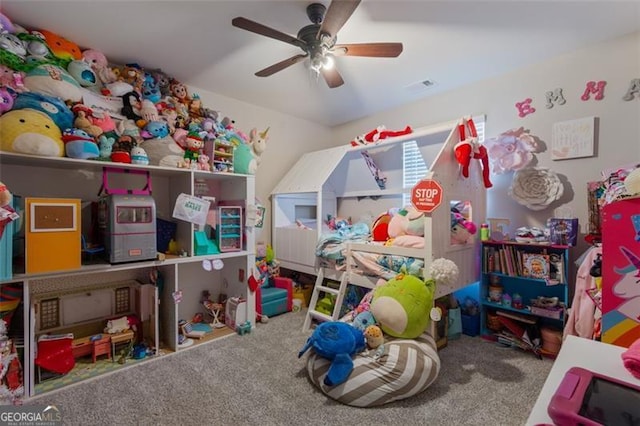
<box><xmin>298</xmin><ymin>321</ymin><xmax>365</xmax><ymax>386</ymax></box>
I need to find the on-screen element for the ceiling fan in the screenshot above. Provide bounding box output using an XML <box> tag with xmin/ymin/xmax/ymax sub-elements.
<box><xmin>231</xmin><ymin>0</ymin><xmax>403</xmax><ymax>88</ymax></box>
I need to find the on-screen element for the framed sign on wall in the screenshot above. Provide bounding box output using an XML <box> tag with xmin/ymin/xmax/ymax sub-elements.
<box><xmin>551</xmin><ymin>116</ymin><xmax>597</xmax><ymax>160</ymax></box>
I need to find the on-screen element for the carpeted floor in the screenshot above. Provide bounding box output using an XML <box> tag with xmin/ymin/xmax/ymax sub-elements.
<box><xmin>29</xmin><ymin>310</ymin><xmax>553</xmax><ymax>426</ymax></box>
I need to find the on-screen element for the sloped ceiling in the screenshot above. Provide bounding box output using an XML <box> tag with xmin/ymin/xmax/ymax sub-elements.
<box><xmin>2</xmin><ymin>1</ymin><xmax>639</xmax><ymax>127</ymax></box>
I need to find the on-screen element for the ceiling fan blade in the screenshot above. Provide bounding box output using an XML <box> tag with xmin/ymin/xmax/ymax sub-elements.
<box><xmin>232</xmin><ymin>17</ymin><xmax>305</xmax><ymax>48</ymax></box>
<box><xmin>318</xmin><ymin>0</ymin><xmax>361</xmax><ymax>40</ymax></box>
<box><xmin>321</xmin><ymin>66</ymin><xmax>344</xmax><ymax>88</ymax></box>
<box><xmin>255</xmin><ymin>54</ymin><xmax>308</xmax><ymax>77</ymax></box>
<box><xmin>332</xmin><ymin>43</ymin><xmax>403</xmax><ymax>58</ymax></box>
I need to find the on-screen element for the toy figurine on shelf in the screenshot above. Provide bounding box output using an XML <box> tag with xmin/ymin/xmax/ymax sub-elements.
<box><xmin>179</xmin><ymin>132</ymin><xmax>203</xmax><ymax>169</ymax></box>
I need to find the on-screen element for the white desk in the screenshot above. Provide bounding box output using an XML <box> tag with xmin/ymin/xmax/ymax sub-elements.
<box><xmin>526</xmin><ymin>335</ymin><xmax>640</xmax><ymax>425</ymax></box>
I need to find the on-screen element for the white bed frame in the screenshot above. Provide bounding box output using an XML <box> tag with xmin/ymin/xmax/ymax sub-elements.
<box><xmin>271</xmin><ymin>118</ymin><xmax>487</xmax><ymax>298</ymax></box>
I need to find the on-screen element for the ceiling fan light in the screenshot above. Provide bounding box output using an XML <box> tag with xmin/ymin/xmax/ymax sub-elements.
<box><xmin>310</xmin><ymin>54</ymin><xmax>323</xmax><ymax>73</ymax></box>
<box><xmin>322</xmin><ymin>54</ymin><xmax>335</xmax><ymax>70</ymax></box>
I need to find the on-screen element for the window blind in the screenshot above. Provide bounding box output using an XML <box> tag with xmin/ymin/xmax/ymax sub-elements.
<box><xmin>402</xmin><ymin>116</ymin><xmax>485</xmax><ymax>206</ymax></box>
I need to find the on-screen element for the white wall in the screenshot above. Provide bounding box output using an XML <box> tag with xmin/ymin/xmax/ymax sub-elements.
<box><xmin>188</xmin><ymin>90</ymin><xmax>334</xmax><ymax>245</ymax></box>
<box><xmin>331</xmin><ymin>31</ymin><xmax>640</xmax><ymax>241</ymax></box>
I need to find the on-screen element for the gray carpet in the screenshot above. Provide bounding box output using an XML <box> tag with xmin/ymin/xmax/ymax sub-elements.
<box><xmin>30</xmin><ymin>310</ymin><xmax>553</xmax><ymax>426</ymax></box>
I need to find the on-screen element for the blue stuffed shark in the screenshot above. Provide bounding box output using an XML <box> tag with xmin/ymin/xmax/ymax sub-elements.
<box><xmin>298</xmin><ymin>321</ymin><xmax>366</xmax><ymax>386</ymax></box>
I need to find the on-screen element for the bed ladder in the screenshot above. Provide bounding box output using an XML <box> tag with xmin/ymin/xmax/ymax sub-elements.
<box><xmin>302</xmin><ymin>268</ymin><xmax>349</xmax><ymax>332</ymax></box>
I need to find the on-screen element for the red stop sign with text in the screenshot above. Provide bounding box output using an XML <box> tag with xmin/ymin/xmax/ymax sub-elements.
<box><xmin>411</xmin><ymin>179</ymin><xmax>443</xmax><ymax>213</ymax></box>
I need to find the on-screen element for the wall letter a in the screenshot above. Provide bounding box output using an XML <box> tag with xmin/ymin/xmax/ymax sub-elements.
<box><xmin>623</xmin><ymin>79</ymin><xmax>640</xmax><ymax>101</ymax></box>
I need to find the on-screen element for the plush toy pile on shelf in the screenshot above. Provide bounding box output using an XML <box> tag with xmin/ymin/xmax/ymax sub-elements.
<box><xmin>0</xmin><ymin>12</ymin><xmax>268</xmax><ymax>174</ymax></box>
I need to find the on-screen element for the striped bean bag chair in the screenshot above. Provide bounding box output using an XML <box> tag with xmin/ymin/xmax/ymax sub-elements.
<box><xmin>306</xmin><ymin>331</ymin><xmax>440</xmax><ymax>407</ymax></box>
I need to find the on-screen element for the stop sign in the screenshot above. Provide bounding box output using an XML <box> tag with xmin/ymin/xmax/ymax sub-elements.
<box><xmin>411</xmin><ymin>179</ymin><xmax>443</xmax><ymax>213</ymax></box>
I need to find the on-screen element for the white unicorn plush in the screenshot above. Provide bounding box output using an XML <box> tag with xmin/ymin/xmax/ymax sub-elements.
<box><xmin>248</xmin><ymin>127</ymin><xmax>269</xmax><ymax>172</ymax></box>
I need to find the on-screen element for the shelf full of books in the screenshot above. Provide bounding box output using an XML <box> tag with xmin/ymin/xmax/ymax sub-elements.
<box><xmin>481</xmin><ymin>240</ymin><xmax>569</xmax><ymax>285</ymax></box>
<box><xmin>479</xmin><ymin>241</ymin><xmax>571</xmax><ymax>358</ymax></box>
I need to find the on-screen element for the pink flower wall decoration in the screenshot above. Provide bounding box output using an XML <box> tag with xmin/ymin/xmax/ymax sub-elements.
<box><xmin>483</xmin><ymin>127</ymin><xmax>541</xmax><ymax>174</ymax></box>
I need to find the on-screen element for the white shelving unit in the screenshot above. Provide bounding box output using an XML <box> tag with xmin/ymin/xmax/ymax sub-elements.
<box><xmin>0</xmin><ymin>151</ymin><xmax>255</xmax><ymax>398</ymax></box>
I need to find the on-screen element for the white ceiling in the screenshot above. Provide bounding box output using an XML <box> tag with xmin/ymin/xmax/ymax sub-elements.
<box><xmin>3</xmin><ymin>1</ymin><xmax>639</xmax><ymax>127</ymax></box>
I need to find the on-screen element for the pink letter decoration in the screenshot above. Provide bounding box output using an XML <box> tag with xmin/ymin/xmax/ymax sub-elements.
<box><xmin>515</xmin><ymin>98</ymin><xmax>536</xmax><ymax>118</ymax></box>
<box><xmin>581</xmin><ymin>81</ymin><xmax>606</xmax><ymax>101</ymax></box>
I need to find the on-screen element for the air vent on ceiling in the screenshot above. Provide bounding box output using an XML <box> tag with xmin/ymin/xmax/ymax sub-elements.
<box><xmin>405</xmin><ymin>79</ymin><xmax>437</xmax><ymax>94</ymax></box>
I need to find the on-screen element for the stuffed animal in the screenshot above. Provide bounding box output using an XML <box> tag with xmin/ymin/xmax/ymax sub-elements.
<box><xmin>73</xmin><ymin>108</ymin><xmax>103</xmax><ymax>138</ymax></box>
<box><xmin>36</xmin><ymin>29</ymin><xmax>81</xmax><ymax>62</ymax></box>
<box><xmin>0</xmin><ymin>65</ymin><xmax>26</xmax><ymax>93</ymax></box>
<box><xmin>0</xmin><ymin>109</ymin><xmax>64</xmax><ymax>157</ymax></box>
<box><xmin>23</xmin><ymin>64</ymin><xmax>83</xmax><ymax>103</ymax></box>
<box><xmin>454</xmin><ymin>117</ymin><xmax>492</xmax><ymax>188</ymax></box>
<box><xmin>13</xmin><ymin>91</ymin><xmax>74</xmax><ymax>130</ymax></box>
<box><xmin>0</xmin><ymin>32</ymin><xmax>26</xmax><ymax>60</ymax></box>
<box><xmin>249</xmin><ymin>127</ymin><xmax>269</xmax><ymax>169</ymax></box>
<box><xmin>450</xmin><ymin>211</ymin><xmax>477</xmax><ymax>244</ymax></box>
<box><xmin>139</xmin><ymin>135</ymin><xmax>184</xmax><ymax>167</ymax></box>
<box><xmin>370</xmin><ymin>273</ymin><xmax>435</xmax><ymax>339</ymax></box>
<box><xmin>0</xmin><ymin>87</ymin><xmax>14</xmax><ymax>116</ymax></box>
<box><xmin>386</xmin><ymin>206</ymin><xmax>425</xmax><ymax>248</ymax></box>
<box><xmin>120</xmin><ymin>65</ymin><xmax>144</xmax><ymax>90</ymax></box>
<box><xmin>67</xmin><ymin>59</ymin><xmax>99</xmax><ymax>90</ymax></box>
<box><xmin>350</xmin><ymin>125</ymin><xmax>413</xmax><ymax>146</ymax></box>
<box><xmin>90</xmin><ymin>111</ymin><xmax>116</xmax><ymax>134</ymax></box>
<box><xmin>130</xmin><ymin>146</ymin><xmax>149</xmax><ymax>165</ymax></box>
<box><xmin>81</xmin><ymin>49</ymin><xmax>108</xmax><ymax>71</ymax></box>
<box><xmin>82</xmin><ymin>48</ymin><xmax>117</xmax><ymax>87</ymax></box>
<box><xmin>140</xmin><ymin>99</ymin><xmax>159</xmax><ymax>123</ymax></box>
<box><xmin>120</xmin><ymin>90</ymin><xmax>143</xmax><ymax>122</ymax></box>
<box><xmin>233</xmin><ymin>140</ymin><xmax>259</xmax><ymax>175</ymax></box>
<box><xmin>61</xmin><ymin>128</ymin><xmax>99</xmax><ymax>159</ymax></box>
<box><xmin>151</xmin><ymin>69</ymin><xmax>172</xmax><ymax>97</ymax></box>
<box><xmin>179</xmin><ymin>132</ymin><xmax>203</xmax><ymax>168</ymax></box>
<box><xmin>352</xmin><ymin>311</ymin><xmax>376</xmax><ymax>332</ymax></box>
<box><xmin>110</xmin><ymin>135</ymin><xmax>136</xmax><ymax>163</ymax></box>
<box><xmin>0</xmin><ymin>12</ymin><xmax>16</xmax><ymax>34</ymax></box>
<box><xmin>98</xmin><ymin>133</ymin><xmax>116</xmax><ymax>158</ymax></box>
<box><xmin>197</xmin><ymin>153</ymin><xmax>211</xmax><ymax>171</ymax></box>
<box><xmin>298</xmin><ymin>321</ymin><xmax>366</xmax><ymax>386</ymax></box>
<box><xmin>364</xmin><ymin>325</ymin><xmax>385</xmax><ymax>359</ymax></box>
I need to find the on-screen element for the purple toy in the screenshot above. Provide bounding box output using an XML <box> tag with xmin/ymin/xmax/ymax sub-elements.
<box><xmin>0</xmin><ymin>87</ymin><xmax>14</xmax><ymax>116</ymax></box>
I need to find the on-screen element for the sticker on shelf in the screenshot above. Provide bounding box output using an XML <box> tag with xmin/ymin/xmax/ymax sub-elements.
<box><xmin>172</xmin><ymin>193</ymin><xmax>211</xmax><ymax>226</ymax></box>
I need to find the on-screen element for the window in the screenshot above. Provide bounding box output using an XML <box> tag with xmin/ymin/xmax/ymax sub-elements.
<box><xmin>402</xmin><ymin>116</ymin><xmax>485</xmax><ymax>206</ymax></box>
<box><xmin>39</xmin><ymin>298</ymin><xmax>60</xmax><ymax>329</ymax></box>
<box><xmin>116</xmin><ymin>206</ymin><xmax>152</xmax><ymax>224</ymax></box>
<box><xmin>114</xmin><ymin>287</ymin><xmax>130</xmax><ymax>314</ymax></box>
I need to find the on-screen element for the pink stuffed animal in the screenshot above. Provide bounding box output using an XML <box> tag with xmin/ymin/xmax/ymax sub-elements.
<box><xmin>197</xmin><ymin>153</ymin><xmax>211</xmax><ymax>171</ymax></box>
<box><xmin>0</xmin><ymin>65</ymin><xmax>26</xmax><ymax>93</ymax></box>
<box><xmin>451</xmin><ymin>211</ymin><xmax>477</xmax><ymax>244</ymax></box>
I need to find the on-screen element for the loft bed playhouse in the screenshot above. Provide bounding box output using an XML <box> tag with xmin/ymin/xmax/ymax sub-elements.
<box><xmin>273</xmin><ymin>119</ymin><xmax>488</xmax><ymax>407</ymax></box>
<box><xmin>271</xmin><ymin>118</ymin><xmax>487</xmax><ymax>310</ymax></box>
